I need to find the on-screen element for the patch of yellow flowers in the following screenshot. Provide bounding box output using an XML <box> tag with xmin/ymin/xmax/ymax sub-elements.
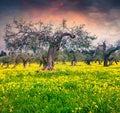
<box><xmin>0</xmin><ymin>62</ymin><xmax>120</xmax><ymax>113</ymax></box>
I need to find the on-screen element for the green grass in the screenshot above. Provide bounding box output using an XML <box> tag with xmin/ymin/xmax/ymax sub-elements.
<box><xmin>0</xmin><ymin>62</ymin><xmax>120</xmax><ymax>113</ymax></box>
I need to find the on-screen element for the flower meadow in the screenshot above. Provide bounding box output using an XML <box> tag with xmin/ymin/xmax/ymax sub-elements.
<box><xmin>0</xmin><ymin>62</ymin><xmax>120</xmax><ymax>113</ymax></box>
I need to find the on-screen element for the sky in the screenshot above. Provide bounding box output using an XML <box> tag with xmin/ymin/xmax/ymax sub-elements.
<box><xmin>0</xmin><ymin>0</ymin><xmax>120</xmax><ymax>50</ymax></box>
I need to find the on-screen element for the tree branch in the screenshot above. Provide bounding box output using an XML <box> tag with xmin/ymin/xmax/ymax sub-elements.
<box><xmin>106</xmin><ymin>46</ymin><xmax>120</xmax><ymax>57</ymax></box>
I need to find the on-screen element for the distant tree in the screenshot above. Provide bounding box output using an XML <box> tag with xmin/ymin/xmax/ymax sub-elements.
<box><xmin>82</xmin><ymin>49</ymin><xmax>96</xmax><ymax>65</ymax></box>
<box><xmin>97</xmin><ymin>41</ymin><xmax>120</xmax><ymax>66</ymax></box>
<box><xmin>116</xmin><ymin>40</ymin><xmax>120</xmax><ymax>46</ymax></box>
<box><xmin>61</xmin><ymin>24</ymin><xmax>96</xmax><ymax>65</ymax></box>
<box><xmin>0</xmin><ymin>50</ymin><xmax>7</xmax><ymax>57</ymax></box>
<box><xmin>4</xmin><ymin>19</ymin><xmax>50</xmax><ymax>54</ymax></box>
<box><xmin>55</xmin><ymin>51</ymin><xmax>68</xmax><ymax>64</ymax></box>
<box><xmin>0</xmin><ymin>53</ymin><xmax>31</xmax><ymax>68</ymax></box>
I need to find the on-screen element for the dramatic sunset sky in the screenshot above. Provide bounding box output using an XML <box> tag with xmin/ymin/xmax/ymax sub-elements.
<box><xmin>0</xmin><ymin>0</ymin><xmax>120</xmax><ymax>50</ymax></box>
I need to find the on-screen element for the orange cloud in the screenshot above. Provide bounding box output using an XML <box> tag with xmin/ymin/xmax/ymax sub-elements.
<box><xmin>50</xmin><ymin>2</ymin><xmax>64</xmax><ymax>12</ymax></box>
<box><xmin>22</xmin><ymin>9</ymin><xmax>89</xmax><ymax>27</ymax></box>
<box><xmin>21</xmin><ymin>6</ymin><xmax>109</xmax><ymax>42</ymax></box>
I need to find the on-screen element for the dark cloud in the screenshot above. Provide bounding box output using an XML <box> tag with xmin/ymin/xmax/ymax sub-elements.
<box><xmin>60</xmin><ymin>0</ymin><xmax>120</xmax><ymax>13</ymax></box>
<box><xmin>0</xmin><ymin>0</ymin><xmax>120</xmax><ymax>49</ymax></box>
<box><xmin>0</xmin><ymin>0</ymin><xmax>23</xmax><ymax>13</ymax></box>
<box><xmin>0</xmin><ymin>0</ymin><xmax>120</xmax><ymax>14</ymax></box>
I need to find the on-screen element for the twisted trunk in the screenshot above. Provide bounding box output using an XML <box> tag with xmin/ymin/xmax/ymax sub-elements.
<box><xmin>42</xmin><ymin>46</ymin><xmax>55</xmax><ymax>70</ymax></box>
<box><xmin>104</xmin><ymin>53</ymin><xmax>108</xmax><ymax>66</ymax></box>
<box><xmin>43</xmin><ymin>33</ymin><xmax>75</xmax><ymax>70</ymax></box>
<box><xmin>104</xmin><ymin>46</ymin><xmax>120</xmax><ymax>66</ymax></box>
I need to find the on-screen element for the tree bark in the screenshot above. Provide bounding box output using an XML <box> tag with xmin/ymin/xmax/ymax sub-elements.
<box><xmin>103</xmin><ymin>46</ymin><xmax>120</xmax><ymax>66</ymax></box>
<box><xmin>43</xmin><ymin>32</ymin><xmax>75</xmax><ymax>70</ymax></box>
<box><xmin>104</xmin><ymin>54</ymin><xmax>108</xmax><ymax>66</ymax></box>
<box><xmin>42</xmin><ymin>45</ymin><xmax>55</xmax><ymax>70</ymax></box>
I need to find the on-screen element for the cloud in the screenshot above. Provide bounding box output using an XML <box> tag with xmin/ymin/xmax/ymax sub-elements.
<box><xmin>0</xmin><ymin>0</ymin><xmax>120</xmax><ymax>14</ymax></box>
<box><xmin>0</xmin><ymin>0</ymin><xmax>120</xmax><ymax>50</ymax></box>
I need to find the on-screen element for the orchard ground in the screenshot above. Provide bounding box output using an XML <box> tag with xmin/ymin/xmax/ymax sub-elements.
<box><xmin>0</xmin><ymin>62</ymin><xmax>120</xmax><ymax>113</ymax></box>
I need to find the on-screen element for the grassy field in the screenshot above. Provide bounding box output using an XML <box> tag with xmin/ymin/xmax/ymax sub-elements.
<box><xmin>0</xmin><ymin>62</ymin><xmax>120</xmax><ymax>113</ymax></box>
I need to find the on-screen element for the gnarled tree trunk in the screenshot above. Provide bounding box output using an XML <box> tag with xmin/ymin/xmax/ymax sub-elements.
<box><xmin>104</xmin><ymin>54</ymin><xmax>108</xmax><ymax>66</ymax></box>
<box><xmin>42</xmin><ymin>46</ymin><xmax>55</xmax><ymax>70</ymax></box>
<box><xmin>103</xmin><ymin>46</ymin><xmax>120</xmax><ymax>66</ymax></box>
<box><xmin>43</xmin><ymin>33</ymin><xmax>75</xmax><ymax>70</ymax></box>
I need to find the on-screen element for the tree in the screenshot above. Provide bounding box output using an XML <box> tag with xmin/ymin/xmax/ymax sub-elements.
<box><xmin>4</xmin><ymin>19</ymin><xmax>50</xmax><ymax>54</ymax></box>
<box><xmin>4</xmin><ymin>19</ymin><xmax>30</xmax><ymax>53</ymax></box>
<box><xmin>3</xmin><ymin>18</ymin><xmax>96</xmax><ymax>70</ymax></box>
<box><xmin>97</xmin><ymin>41</ymin><xmax>120</xmax><ymax>66</ymax></box>
<box><xmin>42</xmin><ymin>32</ymin><xmax>75</xmax><ymax>70</ymax></box>
<box><xmin>82</xmin><ymin>49</ymin><xmax>96</xmax><ymax>65</ymax></box>
<box><xmin>3</xmin><ymin>19</ymin><xmax>75</xmax><ymax>70</ymax></box>
<box><xmin>0</xmin><ymin>50</ymin><xmax>6</xmax><ymax>57</ymax></box>
<box><xmin>61</xmin><ymin>24</ymin><xmax>96</xmax><ymax>65</ymax></box>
